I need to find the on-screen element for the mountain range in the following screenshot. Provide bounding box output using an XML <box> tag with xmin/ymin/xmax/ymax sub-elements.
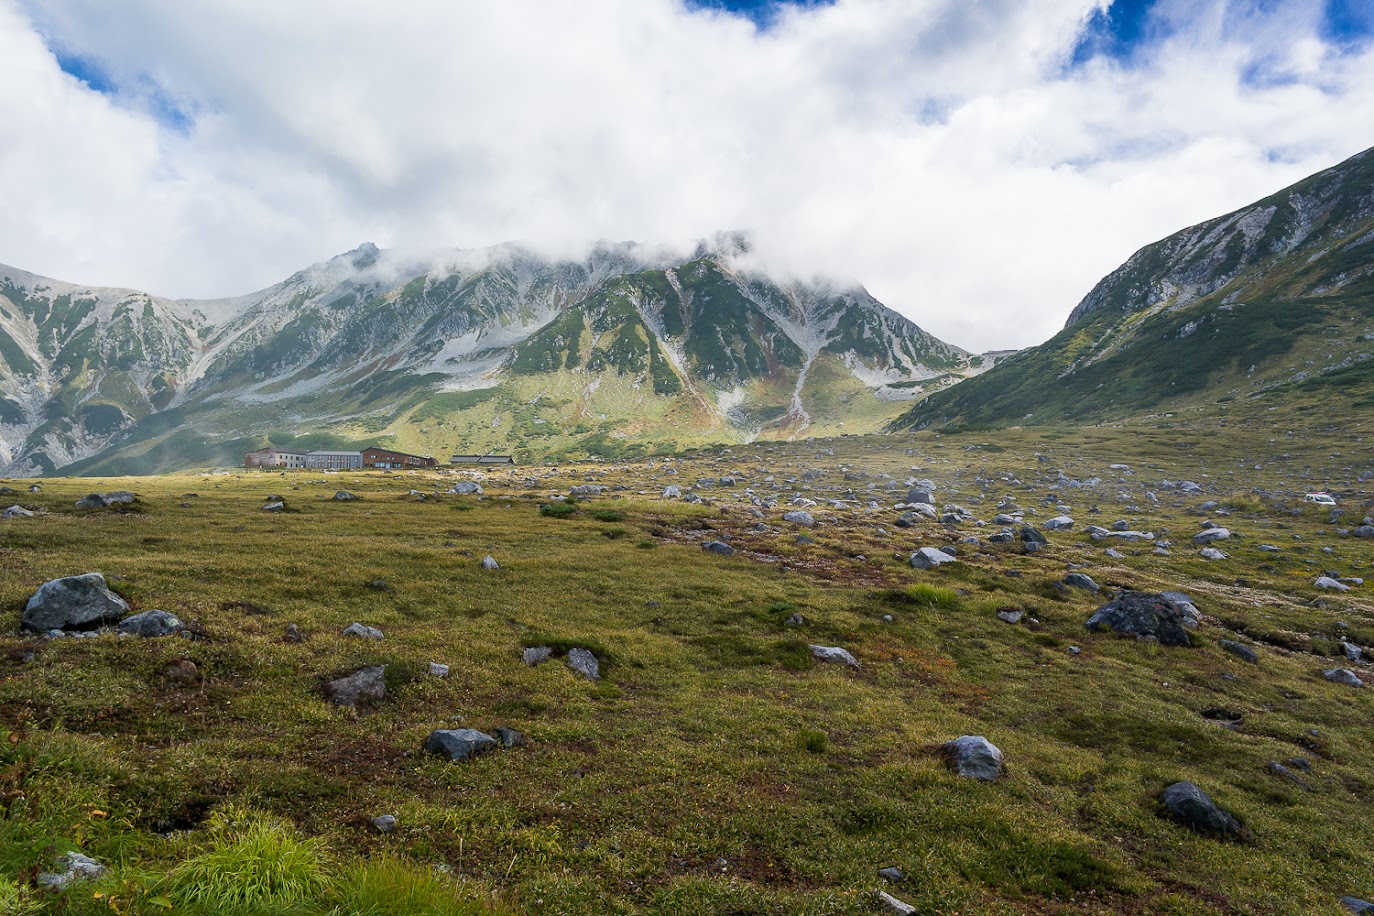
<box><xmin>0</xmin><ymin>236</ymin><xmax>989</xmax><ymax>476</ymax></box>
<box><xmin>893</xmin><ymin>145</ymin><xmax>1374</xmax><ymax>431</ymax></box>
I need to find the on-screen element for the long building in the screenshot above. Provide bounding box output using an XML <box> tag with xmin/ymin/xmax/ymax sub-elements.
<box><xmin>362</xmin><ymin>447</ymin><xmax>438</xmax><ymax>469</ymax></box>
<box><xmin>304</xmin><ymin>450</ymin><xmax>363</xmax><ymax>470</ymax></box>
<box><xmin>450</xmin><ymin>454</ymin><xmax>515</xmax><ymax>465</ymax></box>
<box><xmin>244</xmin><ymin>448</ymin><xmax>307</xmax><ymax>468</ymax></box>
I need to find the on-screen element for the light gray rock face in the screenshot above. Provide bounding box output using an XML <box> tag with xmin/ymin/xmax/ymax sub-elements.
<box><xmin>449</xmin><ymin>481</ymin><xmax>483</xmax><ymax>495</ymax></box>
<box><xmin>1324</xmin><ymin>668</ymin><xmax>1364</xmax><ymax>688</ymax></box>
<box><xmin>342</xmin><ymin>622</ymin><xmax>384</xmax><ymax>639</ymax></box>
<box><xmin>703</xmin><ymin>540</ymin><xmax>734</xmax><ymax>556</ymax></box>
<box><xmin>1194</xmin><ymin>527</ymin><xmax>1231</xmax><ymax>544</ymax></box>
<box><xmin>429</xmin><ymin>662</ymin><xmax>450</xmax><ymax>677</ymax></box>
<box><xmin>22</xmin><ymin>573</ymin><xmax>129</xmax><ymax>632</ymax></box>
<box><xmin>75</xmin><ymin>491</ymin><xmax>137</xmax><ymax>509</ymax></box>
<box><xmin>944</xmin><ymin>735</ymin><xmax>1003</xmax><ymax>781</ymax></box>
<box><xmin>1199</xmin><ymin>547</ymin><xmax>1228</xmax><ymax>560</ymax></box>
<box><xmin>262</xmin><ymin>500</ymin><xmax>286</xmax><ymax>512</ymax></box>
<box><xmin>906</xmin><ymin>488</ymin><xmax>934</xmax><ymax>505</ymax></box>
<box><xmin>481</xmin><ymin>555</ymin><xmax>500</xmax><ymax>570</ymax></box>
<box><xmin>910</xmin><ymin>547</ymin><xmax>956</xmax><ymax>569</ymax></box>
<box><xmin>783</xmin><ymin>510</ymin><xmax>816</xmax><ymax>527</ymax></box>
<box><xmin>1044</xmin><ymin>515</ymin><xmax>1074</xmax><ymax>530</ymax></box>
<box><xmin>1316</xmin><ymin>576</ymin><xmax>1351</xmax><ymax>591</ymax></box>
<box><xmin>569</xmin><ymin>484</ymin><xmax>607</xmax><ymax>497</ymax></box>
<box><xmin>424</xmin><ymin>728</ymin><xmax>498</xmax><ymax>761</ymax></box>
<box><xmin>1063</xmin><ymin>573</ymin><xmax>1099</xmax><ymax>593</ymax></box>
<box><xmin>2</xmin><ymin>505</ymin><xmax>33</xmax><ymax>518</ymax></box>
<box><xmin>522</xmin><ymin>646</ymin><xmax>553</xmax><ymax>666</ymax></box>
<box><xmin>333</xmin><ymin>490</ymin><xmax>358</xmax><ymax>501</ymax></box>
<box><xmin>661</xmin><ymin>485</ymin><xmax>682</xmax><ymax>499</ymax></box>
<box><xmin>37</xmin><ymin>852</ymin><xmax>106</xmax><ymax>889</ymax></box>
<box><xmin>809</xmin><ymin>644</ymin><xmax>859</xmax><ymax>667</ymax></box>
<box><xmin>117</xmin><ymin>610</ymin><xmax>182</xmax><ymax>638</ymax></box>
<box><xmin>324</xmin><ymin>665</ymin><xmax>388</xmax><ymax>707</ymax></box>
<box><xmin>566</xmin><ymin>647</ymin><xmax>601</xmax><ymax>680</ymax></box>
<box><xmin>1160</xmin><ymin>591</ymin><xmax>1202</xmax><ymax>629</ymax></box>
<box><xmin>1160</xmin><ymin>781</ymin><xmax>1242</xmax><ymax>837</ymax></box>
<box><xmin>877</xmin><ymin>890</ymin><xmax>918</xmax><ymax>915</ymax></box>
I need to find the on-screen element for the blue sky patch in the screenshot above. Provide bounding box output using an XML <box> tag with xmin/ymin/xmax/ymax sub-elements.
<box><xmin>683</xmin><ymin>0</ymin><xmax>835</xmax><ymax>29</ymax></box>
<box><xmin>1068</xmin><ymin>0</ymin><xmax>1161</xmax><ymax>68</ymax></box>
<box><xmin>55</xmin><ymin>50</ymin><xmax>117</xmax><ymax>95</ymax></box>
<box><xmin>54</xmin><ymin>47</ymin><xmax>195</xmax><ymax>134</ymax></box>
<box><xmin>1322</xmin><ymin>0</ymin><xmax>1374</xmax><ymax>47</ymax></box>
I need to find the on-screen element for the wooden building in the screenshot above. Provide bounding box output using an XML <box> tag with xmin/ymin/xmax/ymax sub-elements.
<box><xmin>244</xmin><ymin>448</ymin><xmax>307</xmax><ymax>469</ymax></box>
<box><xmin>362</xmin><ymin>447</ymin><xmax>438</xmax><ymax>469</ymax></box>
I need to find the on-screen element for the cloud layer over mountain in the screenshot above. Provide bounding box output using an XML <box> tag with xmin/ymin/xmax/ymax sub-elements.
<box><xmin>2</xmin><ymin>0</ymin><xmax>1371</xmax><ymax>350</ymax></box>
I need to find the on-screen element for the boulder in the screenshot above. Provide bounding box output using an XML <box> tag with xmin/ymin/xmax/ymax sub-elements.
<box><xmin>783</xmin><ymin>510</ymin><xmax>815</xmax><ymax>527</ymax></box>
<box><xmin>662</xmin><ymin>485</ymin><xmax>682</xmax><ymax>499</ymax></box>
<box><xmin>1159</xmin><ymin>781</ymin><xmax>1242</xmax><ymax>838</ymax></box>
<box><xmin>943</xmin><ymin>735</ymin><xmax>1003</xmax><ymax>781</ymax></box>
<box><xmin>1199</xmin><ymin>547</ymin><xmax>1228</xmax><ymax>560</ymax></box>
<box><xmin>1315</xmin><ymin>576</ymin><xmax>1351</xmax><ymax>591</ymax></box>
<box><xmin>333</xmin><ymin>491</ymin><xmax>358</xmax><ymax>501</ymax></box>
<box><xmin>522</xmin><ymin>646</ymin><xmax>553</xmax><ymax>666</ymax></box>
<box><xmin>1193</xmin><ymin>527</ymin><xmax>1231</xmax><ymax>544</ymax></box>
<box><xmin>1085</xmin><ymin>591</ymin><xmax>1192</xmax><ymax>647</ymax></box>
<box><xmin>906</xmin><ymin>488</ymin><xmax>934</xmax><ymax>505</ymax></box>
<box><xmin>342</xmin><ymin>622</ymin><xmax>384</xmax><ymax>639</ymax></box>
<box><xmin>1341</xmin><ymin>898</ymin><xmax>1374</xmax><ymax>914</ymax></box>
<box><xmin>1324</xmin><ymin>668</ymin><xmax>1364</xmax><ymax>688</ymax></box>
<box><xmin>809</xmin><ymin>645</ymin><xmax>859</xmax><ymax>667</ymax></box>
<box><xmin>449</xmin><ymin>481</ymin><xmax>483</xmax><ymax>495</ymax></box>
<box><xmin>566</xmin><ymin>647</ymin><xmax>601</xmax><ymax>680</ymax></box>
<box><xmin>1351</xmin><ymin>526</ymin><xmax>1374</xmax><ymax>539</ymax></box>
<box><xmin>910</xmin><ymin>547</ymin><xmax>956</xmax><ymax>570</ymax></box>
<box><xmin>493</xmin><ymin>727</ymin><xmax>526</xmax><ymax>748</ymax></box>
<box><xmin>569</xmin><ymin>484</ymin><xmax>607</xmax><ymax>497</ymax></box>
<box><xmin>1044</xmin><ymin>515</ymin><xmax>1074</xmax><ymax>530</ymax></box>
<box><xmin>323</xmin><ymin>665</ymin><xmax>388</xmax><ymax>707</ymax></box>
<box><xmin>703</xmin><ymin>541</ymin><xmax>734</xmax><ymax>556</ymax></box>
<box><xmin>424</xmin><ymin>728</ymin><xmax>498</xmax><ymax>762</ymax></box>
<box><xmin>2</xmin><ymin>505</ymin><xmax>33</xmax><ymax>518</ymax></box>
<box><xmin>481</xmin><ymin>555</ymin><xmax>500</xmax><ymax>570</ymax></box>
<box><xmin>1159</xmin><ymin>591</ymin><xmax>1202</xmax><ymax>629</ymax></box>
<box><xmin>117</xmin><ymin>610</ymin><xmax>182</xmax><ymax>638</ymax></box>
<box><xmin>262</xmin><ymin>500</ymin><xmax>286</xmax><ymax>512</ymax></box>
<box><xmin>1020</xmin><ymin>525</ymin><xmax>1047</xmax><ymax>546</ymax></box>
<box><xmin>22</xmin><ymin>573</ymin><xmax>129</xmax><ymax>632</ymax></box>
<box><xmin>1063</xmin><ymin>572</ymin><xmax>1099</xmax><ymax>592</ymax></box>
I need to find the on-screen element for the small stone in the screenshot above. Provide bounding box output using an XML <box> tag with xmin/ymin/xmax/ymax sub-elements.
<box><xmin>910</xmin><ymin>547</ymin><xmax>956</xmax><ymax>569</ymax></box>
<box><xmin>1199</xmin><ymin>547</ymin><xmax>1228</xmax><ymax>560</ymax></box>
<box><xmin>284</xmin><ymin>623</ymin><xmax>303</xmax><ymax>643</ymax></box>
<box><xmin>1044</xmin><ymin>515</ymin><xmax>1074</xmax><ymax>530</ymax></box>
<box><xmin>567</xmin><ymin>647</ymin><xmax>601</xmax><ymax>680</ymax></box>
<box><xmin>783</xmin><ymin>510</ymin><xmax>815</xmax><ymax>527</ymax></box>
<box><xmin>523</xmin><ymin>646</ymin><xmax>553</xmax><ymax>666</ymax></box>
<box><xmin>481</xmin><ymin>555</ymin><xmax>500</xmax><ymax>570</ymax></box>
<box><xmin>878</xmin><ymin>866</ymin><xmax>903</xmax><ymax>882</ymax></box>
<box><xmin>784</xmin><ymin>613</ymin><xmax>804</xmax><ymax>626</ymax></box>
<box><xmin>429</xmin><ymin>662</ymin><xmax>450</xmax><ymax>677</ymax></box>
<box><xmin>37</xmin><ymin>852</ymin><xmax>106</xmax><ymax>889</ymax></box>
<box><xmin>703</xmin><ymin>540</ymin><xmax>734</xmax><ymax>556</ymax></box>
<box><xmin>1219</xmin><ymin>640</ymin><xmax>1258</xmax><ymax>664</ymax></box>
<box><xmin>996</xmin><ymin>610</ymin><xmax>1023</xmax><ymax>624</ymax></box>
<box><xmin>372</xmin><ymin>815</ymin><xmax>397</xmax><ymax>834</ymax></box>
<box><xmin>323</xmin><ymin>665</ymin><xmax>388</xmax><ymax>708</ymax></box>
<box><xmin>877</xmin><ymin>890</ymin><xmax>917</xmax><ymax>915</ymax></box>
<box><xmin>164</xmin><ymin>658</ymin><xmax>199</xmax><ymax>683</ymax></box>
<box><xmin>944</xmin><ymin>735</ymin><xmax>1003</xmax><ymax>781</ymax></box>
<box><xmin>1316</xmin><ymin>576</ymin><xmax>1351</xmax><ymax>591</ymax></box>
<box><xmin>333</xmin><ymin>490</ymin><xmax>358</xmax><ymax>501</ymax></box>
<box><xmin>424</xmin><ymin>728</ymin><xmax>498</xmax><ymax>761</ymax></box>
<box><xmin>493</xmin><ymin>727</ymin><xmax>526</xmax><ymax>748</ymax></box>
<box><xmin>809</xmin><ymin>644</ymin><xmax>859</xmax><ymax>667</ymax></box>
<box><xmin>117</xmin><ymin>610</ymin><xmax>182</xmax><ymax>638</ymax></box>
<box><xmin>1063</xmin><ymin>573</ymin><xmax>1099</xmax><ymax>592</ymax></box>
<box><xmin>342</xmin><ymin>622</ymin><xmax>384</xmax><ymax>639</ymax></box>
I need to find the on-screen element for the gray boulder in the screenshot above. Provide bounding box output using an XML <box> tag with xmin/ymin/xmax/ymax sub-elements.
<box><xmin>333</xmin><ymin>490</ymin><xmax>358</xmax><ymax>501</ymax></box>
<box><xmin>1160</xmin><ymin>781</ymin><xmax>1243</xmax><ymax>838</ymax></box>
<box><xmin>1199</xmin><ymin>547</ymin><xmax>1228</xmax><ymax>560</ymax></box>
<box><xmin>22</xmin><ymin>573</ymin><xmax>129</xmax><ymax>632</ymax></box>
<box><xmin>1351</xmin><ymin>526</ymin><xmax>1374</xmax><ymax>539</ymax></box>
<box><xmin>2</xmin><ymin>505</ymin><xmax>33</xmax><ymax>518</ymax></box>
<box><xmin>342</xmin><ymin>622</ymin><xmax>384</xmax><ymax>639</ymax></box>
<box><xmin>372</xmin><ymin>815</ymin><xmax>397</xmax><ymax>834</ymax></box>
<box><xmin>429</xmin><ymin>662</ymin><xmax>450</xmax><ymax>677</ymax></box>
<box><xmin>569</xmin><ymin>484</ymin><xmax>607</xmax><ymax>497</ymax></box>
<box><xmin>117</xmin><ymin>610</ymin><xmax>182</xmax><ymax>638</ymax></box>
<box><xmin>324</xmin><ymin>665</ymin><xmax>387</xmax><ymax>707</ymax></box>
<box><xmin>424</xmin><ymin>728</ymin><xmax>498</xmax><ymax>762</ymax></box>
<box><xmin>877</xmin><ymin>890</ymin><xmax>917</xmax><ymax>915</ymax></box>
<box><xmin>910</xmin><ymin>547</ymin><xmax>956</xmax><ymax>570</ymax></box>
<box><xmin>1324</xmin><ymin>668</ymin><xmax>1364</xmax><ymax>688</ymax></box>
<box><xmin>703</xmin><ymin>540</ymin><xmax>734</xmax><ymax>556</ymax></box>
<box><xmin>906</xmin><ymin>488</ymin><xmax>934</xmax><ymax>505</ymax></box>
<box><xmin>1044</xmin><ymin>515</ymin><xmax>1074</xmax><ymax>530</ymax></box>
<box><xmin>522</xmin><ymin>645</ymin><xmax>553</xmax><ymax>666</ymax></box>
<box><xmin>262</xmin><ymin>500</ymin><xmax>286</xmax><ymax>512</ymax></box>
<box><xmin>661</xmin><ymin>485</ymin><xmax>682</xmax><ymax>499</ymax></box>
<box><xmin>1341</xmin><ymin>898</ymin><xmax>1374</xmax><ymax>914</ymax></box>
<box><xmin>37</xmin><ymin>851</ymin><xmax>106</xmax><ymax>889</ymax></box>
<box><xmin>449</xmin><ymin>481</ymin><xmax>483</xmax><ymax>495</ymax></box>
<box><xmin>809</xmin><ymin>645</ymin><xmax>859</xmax><ymax>667</ymax></box>
<box><xmin>1085</xmin><ymin>591</ymin><xmax>1192</xmax><ymax>647</ymax></box>
<box><xmin>943</xmin><ymin>735</ymin><xmax>1003</xmax><ymax>781</ymax></box>
<box><xmin>1316</xmin><ymin>576</ymin><xmax>1352</xmax><ymax>591</ymax></box>
<box><xmin>1193</xmin><ymin>527</ymin><xmax>1231</xmax><ymax>544</ymax></box>
<box><xmin>1063</xmin><ymin>573</ymin><xmax>1099</xmax><ymax>593</ymax></box>
<box><xmin>783</xmin><ymin>510</ymin><xmax>815</xmax><ymax>527</ymax></box>
<box><xmin>481</xmin><ymin>555</ymin><xmax>500</xmax><ymax>570</ymax></box>
<box><xmin>1219</xmin><ymin>640</ymin><xmax>1258</xmax><ymax>664</ymax></box>
<box><xmin>493</xmin><ymin>727</ymin><xmax>526</xmax><ymax>748</ymax></box>
<box><xmin>1020</xmin><ymin>525</ymin><xmax>1047</xmax><ymax>546</ymax></box>
<box><xmin>567</xmin><ymin>647</ymin><xmax>601</xmax><ymax>680</ymax></box>
<box><xmin>1159</xmin><ymin>591</ymin><xmax>1202</xmax><ymax>629</ymax></box>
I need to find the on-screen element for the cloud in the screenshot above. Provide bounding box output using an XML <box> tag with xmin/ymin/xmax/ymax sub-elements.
<box><xmin>1</xmin><ymin>0</ymin><xmax>1371</xmax><ymax>351</ymax></box>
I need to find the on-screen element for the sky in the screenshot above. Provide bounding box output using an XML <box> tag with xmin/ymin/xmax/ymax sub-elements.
<box><xmin>1</xmin><ymin>0</ymin><xmax>1372</xmax><ymax>352</ymax></box>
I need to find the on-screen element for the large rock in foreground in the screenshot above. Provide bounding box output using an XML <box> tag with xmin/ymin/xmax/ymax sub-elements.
<box><xmin>1085</xmin><ymin>591</ymin><xmax>1192</xmax><ymax>647</ymax></box>
<box><xmin>1160</xmin><ymin>781</ymin><xmax>1243</xmax><ymax>838</ymax></box>
<box><xmin>23</xmin><ymin>573</ymin><xmax>129</xmax><ymax>632</ymax></box>
<box><xmin>943</xmin><ymin>735</ymin><xmax>1003</xmax><ymax>781</ymax></box>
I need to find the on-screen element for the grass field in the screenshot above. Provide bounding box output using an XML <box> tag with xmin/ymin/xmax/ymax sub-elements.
<box><xmin>1</xmin><ymin>421</ymin><xmax>1373</xmax><ymax>914</ymax></box>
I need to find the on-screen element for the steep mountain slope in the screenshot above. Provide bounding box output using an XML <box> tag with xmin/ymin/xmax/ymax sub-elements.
<box><xmin>0</xmin><ymin>239</ymin><xmax>983</xmax><ymax>475</ymax></box>
<box><xmin>893</xmin><ymin>145</ymin><xmax>1374</xmax><ymax>430</ymax></box>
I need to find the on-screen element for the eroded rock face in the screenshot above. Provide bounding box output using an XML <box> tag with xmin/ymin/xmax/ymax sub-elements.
<box><xmin>1085</xmin><ymin>591</ymin><xmax>1192</xmax><ymax>647</ymax></box>
<box><xmin>23</xmin><ymin>573</ymin><xmax>129</xmax><ymax>632</ymax></box>
<box><xmin>1160</xmin><ymin>781</ymin><xmax>1243</xmax><ymax>838</ymax></box>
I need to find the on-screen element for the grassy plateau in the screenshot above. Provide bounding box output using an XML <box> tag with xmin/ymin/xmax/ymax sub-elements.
<box><xmin>1</xmin><ymin>419</ymin><xmax>1372</xmax><ymax>914</ymax></box>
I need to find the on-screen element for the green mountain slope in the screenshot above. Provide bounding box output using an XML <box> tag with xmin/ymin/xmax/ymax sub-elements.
<box><xmin>893</xmin><ymin>145</ymin><xmax>1374</xmax><ymax>430</ymax></box>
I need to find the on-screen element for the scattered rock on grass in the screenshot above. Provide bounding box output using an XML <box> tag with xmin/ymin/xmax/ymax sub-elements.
<box><xmin>481</xmin><ymin>555</ymin><xmax>500</xmax><ymax>570</ymax></box>
<box><xmin>1323</xmin><ymin>668</ymin><xmax>1364</xmax><ymax>688</ymax></box>
<box><xmin>1219</xmin><ymin>640</ymin><xmax>1258</xmax><ymax>663</ymax></box>
<box><xmin>783</xmin><ymin>510</ymin><xmax>815</xmax><ymax>527</ymax></box>
<box><xmin>37</xmin><ymin>852</ymin><xmax>106</xmax><ymax>889</ymax></box>
<box><xmin>450</xmin><ymin>481</ymin><xmax>483</xmax><ymax>495</ymax></box>
<box><xmin>372</xmin><ymin>815</ymin><xmax>397</xmax><ymax>834</ymax></box>
<box><xmin>877</xmin><ymin>890</ymin><xmax>917</xmax><ymax>915</ymax></box>
<box><xmin>333</xmin><ymin>491</ymin><xmax>359</xmax><ymax>501</ymax></box>
<box><xmin>523</xmin><ymin>646</ymin><xmax>553</xmax><ymax>666</ymax></box>
<box><xmin>1159</xmin><ymin>781</ymin><xmax>1243</xmax><ymax>838</ymax></box>
<box><xmin>567</xmin><ymin>647</ymin><xmax>601</xmax><ymax>680</ymax></box>
<box><xmin>1085</xmin><ymin>591</ymin><xmax>1192</xmax><ymax>647</ymax></box>
<box><xmin>943</xmin><ymin>735</ymin><xmax>1003</xmax><ymax>781</ymax></box>
<box><xmin>878</xmin><ymin>866</ymin><xmax>903</xmax><ymax>882</ymax></box>
<box><xmin>324</xmin><ymin>665</ymin><xmax>387</xmax><ymax>707</ymax></box>
<box><xmin>22</xmin><ymin>573</ymin><xmax>129</xmax><ymax>632</ymax></box>
<box><xmin>424</xmin><ymin>728</ymin><xmax>498</xmax><ymax>762</ymax></box>
<box><xmin>493</xmin><ymin>727</ymin><xmax>526</xmax><ymax>748</ymax></box>
<box><xmin>1044</xmin><ymin>516</ymin><xmax>1074</xmax><ymax>530</ymax></box>
<box><xmin>1341</xmin><ymin>897</ymin><xmax>1374</xmax><ymax>914</ymax></box>
<box><xmin>342</xmin><ymin>622</ymin><xmax>384</xmax><ymax>640</ymax></box>
<box><xmin>703</xmin><ymin>541</ymin><xmax>734</xmax><ymax>556</ymax></box>
<box><xmin>809</xmin><ymin>645</ymin><xmax>859</xmax><ymax>667</ymax></box>
<box><xmin>910</xmin><ymin>547</ymin><xmax>955</xmax><ymax>569</ymax></box>
<box><xmin>1316</xmin><ymin>576</ymin><xmax>1351</xmax><ymax>591</ymax></box>
<box><xmin>1063</xmin><ymin>573</ymin><xmax>1099</xmax><ymax>593</ymax></box>
<box><xmin>1199</xmin><ymin>547</ymin><xmax>1228</xmax><ymax>560</ymax></box>
<box><xmin>2</xmin><ymin>505</ymin><xmax>33</xmax><ymax>518</ymax></box>
<box><xmin>429</xmin><ymin>662</ymin><xmax>450</xmax><ymax>677</ymax></box>
<box><xmin>117</xmin><ymin>610</ymin><xmax>182</xmax><ymax>638</ymax></box>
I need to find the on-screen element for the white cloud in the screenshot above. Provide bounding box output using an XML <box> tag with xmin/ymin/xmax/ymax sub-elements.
<box><xmin>1</xmin><ymin>0</ymin><xmax>1371</xmax><ymax>350</ymax></box>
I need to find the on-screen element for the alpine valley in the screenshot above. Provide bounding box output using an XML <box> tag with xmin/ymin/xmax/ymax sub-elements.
<box><xmin>0</xmin><ymin>237</ymin><xmax>993</xmax><ymax>476</ymax></box>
